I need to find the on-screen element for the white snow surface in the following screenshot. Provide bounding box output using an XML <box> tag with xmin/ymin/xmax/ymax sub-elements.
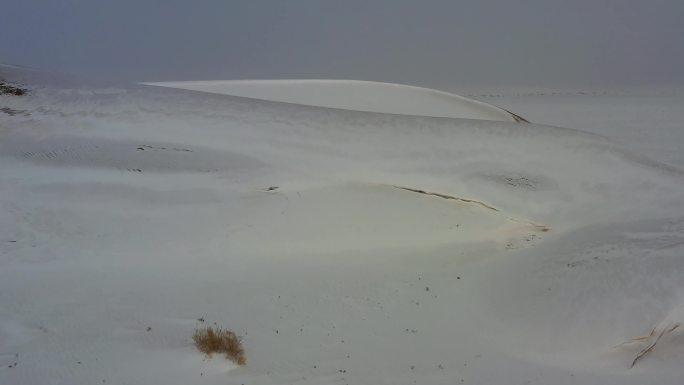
<box><xmin>2</xmin><ymin>68</ymin><xmax>684</xmax><ymax>385</ymax></box>
<box><xmin>144</xmin><ymin>79</ymin><xmax>519</xmax><ymax>122</ymax></box>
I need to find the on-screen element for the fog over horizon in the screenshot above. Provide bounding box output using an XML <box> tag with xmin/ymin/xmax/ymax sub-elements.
<box><xmin>2</xmin><ymin>0</ymin><xmax>683</xmax><ymax>88</ymax></box>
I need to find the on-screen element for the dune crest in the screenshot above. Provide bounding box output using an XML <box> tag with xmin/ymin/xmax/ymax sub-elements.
<box><xmin>144</xmin><ymin>79</ymin><xmax>522</xmax><ymax>121</ymax></box>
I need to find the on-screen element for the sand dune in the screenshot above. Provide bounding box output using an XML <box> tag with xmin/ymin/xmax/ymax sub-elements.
<box><xmin>2</xmin><ymin>67</ymin><xmax>684</xmax><ymax>384</ymax></box>
<box><xmin>144</xmin><ymin>79</ymin><xmax>521</xmax><ymax>121</ymax></box>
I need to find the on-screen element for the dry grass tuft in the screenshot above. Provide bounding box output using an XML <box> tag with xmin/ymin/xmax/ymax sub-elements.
<box><xmin>631</xmin><ymin>323</ymin><xmax>680</xmax><ymax>368</ymax></box>
<box><xmin>0</xmin><ymin>81</ymin><xmax>27</xmax><ymax>96</ymax></box>
<box><xmin>193</xmin><ymin>326</ymin><xmax>246</xmax><ymax>365</ymax></box>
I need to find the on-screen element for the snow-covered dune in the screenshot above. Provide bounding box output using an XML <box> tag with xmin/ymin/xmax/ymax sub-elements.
<box><xmin>2</xmin><ymin>68</ymin><xmax>684</xmax><ymax>385</ymax></box>
<box><xmin>144</xmin><ymin>79</ymin><xmax>522</xmax><ymax>122</ymax></box>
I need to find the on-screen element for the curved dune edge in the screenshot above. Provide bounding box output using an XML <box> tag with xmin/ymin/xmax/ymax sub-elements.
<box><xmin>142</xmin><ymin>79</ymin><xmax>525</xmax><ymax>122</ymax></box>
<box><xmin>390</xmin><ymin>184</ymin><xmax>550</xmax><ymax>230</ymax></box>
<box><xmin>229</xmin><ymin>182</ymin><xmax>549</xmax><ymax>255</ymax></box>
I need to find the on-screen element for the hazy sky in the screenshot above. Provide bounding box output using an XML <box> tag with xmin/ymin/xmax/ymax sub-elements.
<box><xmin>2</xmin><ymin>0</ymin><xmax>683</xmax><ymax>87</ymax></box>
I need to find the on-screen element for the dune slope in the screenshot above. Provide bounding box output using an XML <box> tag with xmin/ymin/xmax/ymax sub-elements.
<box><xmin>1</xmin><ymin>70</ymin><xmax>684</xmax><ymax>385</ymax></box>
<box><xmin>144</xmin><ymin>79</ymin><xmax>521</xmax><ymax>121</ymax></box>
